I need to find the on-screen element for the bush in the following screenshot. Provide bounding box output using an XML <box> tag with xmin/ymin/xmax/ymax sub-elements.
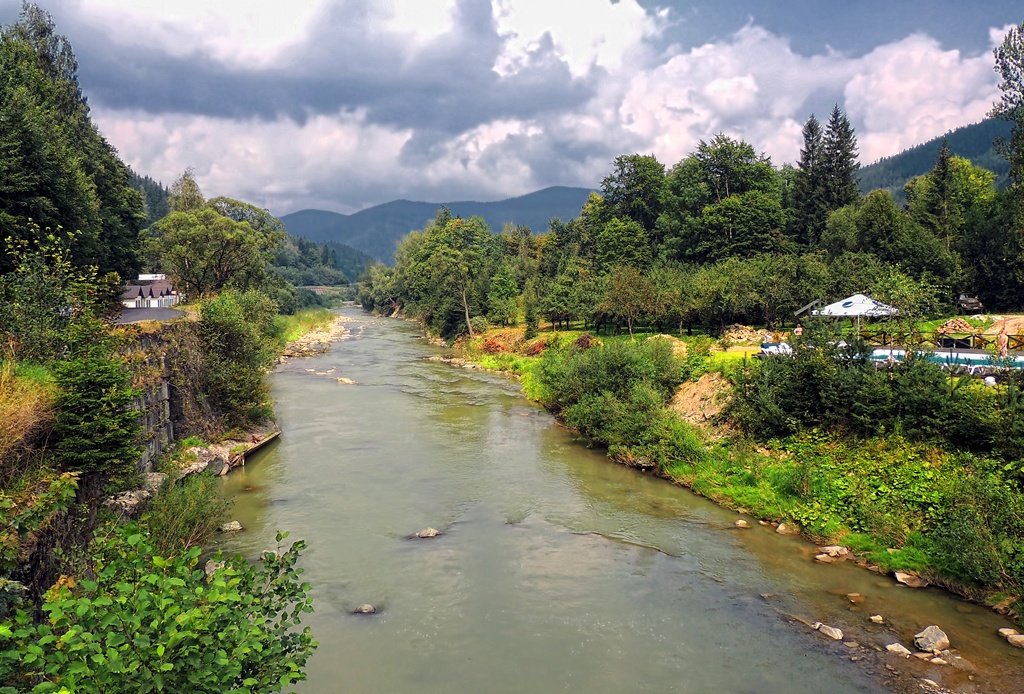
<box><xmin>139</xmin><ymin>473</ymin><xmax>231</xmax><ymax>557</ymax></box>
<box><xmin>0</xmin><ymin>525</ymin><xmax>317</xmax><ymax>693</ymax></box>
<box><xmin>51</xmin><ymin>320</ymin><xmax>141</xmax><ymax>484</ymax></box>
<box><xmin>197</xmin><ymin>290</ymin><xmax>280</xmax><ymax>427</ymax></box>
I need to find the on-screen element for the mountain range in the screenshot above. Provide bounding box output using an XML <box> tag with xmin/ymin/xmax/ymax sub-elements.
<box><xmin>282</xmin><ymin>119</ymin><xmax>1012</xmax><ymax>265</ymax></box>
<box><xmin>280</xmin><ymin>185</ymin><xmax>593</xmax><ymax>262</ymax></box>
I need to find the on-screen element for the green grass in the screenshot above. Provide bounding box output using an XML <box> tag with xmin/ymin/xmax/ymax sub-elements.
<box><xmin>274</xmin><ymin>308</ymin><xmax>335</xmax><ymax>343</ymax></box>
<box><xmin>6</xmin><ymin>361</ymin><xmax>54</xmax><ymax>386</ymax></box>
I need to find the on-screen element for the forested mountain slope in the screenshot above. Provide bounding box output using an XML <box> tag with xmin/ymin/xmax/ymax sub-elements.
<box><xmin>281</xmin><ymin>186</ymin><xmax>594</xmax><ymax>262</ymax></box>
<box><xmin>859</xmin><ymin>118</ymin><xmax>1011</xmax><ymax>200</ymax></box>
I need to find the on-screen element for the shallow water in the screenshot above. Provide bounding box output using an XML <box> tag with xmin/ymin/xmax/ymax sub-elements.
<box><xmin>217</xmin><ymin>309</ymin><xmax>1024</xmax><ymax>693</ymax></box>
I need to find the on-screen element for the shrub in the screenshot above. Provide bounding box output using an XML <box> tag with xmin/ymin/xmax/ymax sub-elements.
<box><xmin>139</xmin><ymin>473</ymin><xmax>231</xmax><ymax>557</ymax></box>
<box><xmin>51</xmin><ymin>319</ymin><xmax>141</xmax><ymax>484</ymax></box>
<box><xmin>0</xmin><ymin>526</ymin><xmax>317</xmax><ymax>692</ymax></box>
<box><xmin>197</xmin><ymin>290</ymin><xmax>280</xmax><ymax>427</ymax></box>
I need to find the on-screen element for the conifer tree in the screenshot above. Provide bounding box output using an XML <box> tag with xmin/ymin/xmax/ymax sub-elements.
<box><xmin>822</xmin><ymin>105</ymin><xmax>860</xmax><ymax>210</ymax></box>
<box><xmin>791</xmin><ymin>114</ymin><xmax>827</xmax><ymax>245</ymax></box>
<box><xmin>923</xmin><ymin>138</ymin><xmax>954</xmax><ymax>249</ymax></box>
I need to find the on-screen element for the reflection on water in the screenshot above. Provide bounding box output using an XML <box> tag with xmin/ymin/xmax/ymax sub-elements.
<box><xmin>217</xmin><ymin>310</ymin><xmax>1023</xmax><ymax>693</ymax></box>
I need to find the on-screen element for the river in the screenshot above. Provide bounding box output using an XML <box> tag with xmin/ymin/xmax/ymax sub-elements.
<box><xmin>217</xmin><ymin>309</ymin><xmax>1024</xmax><ymax>693</ymax></box>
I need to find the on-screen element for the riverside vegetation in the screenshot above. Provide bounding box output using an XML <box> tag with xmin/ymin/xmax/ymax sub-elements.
<box><xmin>0</xmin><ymin>6</ymin><xmax>321</xmax><ymax>691</ymax></box>
<box><xmin>358</xmin><ymin>22</ymin><xmax>1024</xmax><ymax>623</ymax></box>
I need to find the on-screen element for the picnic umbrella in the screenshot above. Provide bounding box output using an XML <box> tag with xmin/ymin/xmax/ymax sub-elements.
<box><xmin>810</xmin><ymin>293</ymin><xmax>898</xmax><ymax>334</ymax></box>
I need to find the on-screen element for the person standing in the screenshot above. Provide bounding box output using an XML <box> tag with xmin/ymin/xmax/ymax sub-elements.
<box><xmin>998</xmin><ymin>325</ymin><xmax>1009</xmax><ymax>358</ymax></box>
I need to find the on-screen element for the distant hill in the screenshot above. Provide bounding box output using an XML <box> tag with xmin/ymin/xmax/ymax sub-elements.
<box><xmin>858</xmin><ymin>118</ymin><xmax>1011</xmax><ymax>202</ymax></box>
<box><xmin>280</xmin><ymin>186</ymin><xmax>594</xmax><ymax>262</ymax></box>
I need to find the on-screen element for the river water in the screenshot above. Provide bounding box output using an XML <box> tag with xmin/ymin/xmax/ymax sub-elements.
<box><xmin>217</xmin><ymin>309</ymin><xmax>1023</xmax><ymax>693</ymax></box>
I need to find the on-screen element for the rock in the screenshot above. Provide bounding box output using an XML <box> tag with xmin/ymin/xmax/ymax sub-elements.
<box><xmin>993</xmin><ymin>595</ymin><xmax>1018</xmax><ymax>614</ymax></box>
<box><xmin>816</xmin><ymin>624</ymin><xmax>844</xmax><ymax>640</ymax></box>
<box><xmin>814</xmin><ymin>554</ymin><xmax>835</xmax><ymax>564</ymax></box>
<box><xmin>737</xmin><ymin>507</ymin><xmax>748</xmax><ymax>514</ymax></box>
<box><xmin>758</xmin><ymin>520</ymin><xmax>769</xmax><ymax>526</ymax></box>
<box><xmin>206</xmin><ymin>457</ymin><xmax>228</xmax><ymax>476</ymax></box>
<box><xmin>886</xmin><ymin>643</ymin><xmax>912</xmax><ymax>657</ymax></box>
<box><xmin>894</xmin><ymin>571</ymin><xmax>929</xmax><ymax>588</ymax></box>
<box><xmin>219</xmin><ymin>520</ymin><xmax>243</xmax><ymax>532</ymax></box>
<box><xmin>997</xmin><ymin>627</ymin><xmax>1019</xmax><ymax>637</ymax></box>
<box><xmin>142</xmin><ymin>472</ymin><xmax>167</xmax><ymax>493</ymax></box>
<box><xmin>912</xmin><ymin>652</ymin><xmax>932</xmax><ymax>661</ymax></box>
<box><xmin>336</xmin><ymin>377</ymin><xmax>356</xmax><ymax>384</ymax></box>
<box><xmin>921</xmin><ymin>679</ymin><xmax>940</xmax><ymax>691</ymax></box>
<box><xmin>819</xmin><ymin>545</ymin><xmax>850</xmax><ymax>558</ymax></box>
<box><xmin>870</xmin><ymin>615</ymin><xmax>885</xmax><ymax>624</ymax></box>
<box><xmin>759</xmin><ymin>593</ymin><xmax>778</xmax><ymax>601</ymax></box>
<box><xmin>353</xmin><ymin>604</ymin><xmax>377</xmax><ymax>614</ymax></box>
<box><xmin>734</xmin><ymin>519</ymin><xmax>750</xmax><ymax>529</ymax></box>
<box><xmin>930</xmin><ymin>658</ymin><xmax>948</xmax><ymax>666</ymax></box>
<box><xmin>775</xmin><ymin>523</ymin><xmax>798</xmax><ymax>535</ymax></box>
<box><xmin>204</xmin><ymin>559</ymin><xmax>224</xmax><ymax>578</ymax></box>
<box><xmin>846</xmin><ymin>593</ymin><xmax>864</xmax><ymax>604</ymax></box>
<box><xmin>843</xmin><ymin>641</ymin><xmax>860</xmax><ymax>649</ymax></box>
<box><xmin>1007</xmin><ymin>634</ymin><xmax>1024</xmax><ymax>648</ymax></box>
<box><xmin>914</xmin><ymin>625</ymin><xmax>950</xmax><ymax>653</ymax></box>
<box><xmin>415</xmin><ymin>527</ymin><xmax>440</xmax><ymax>538</ymax></box>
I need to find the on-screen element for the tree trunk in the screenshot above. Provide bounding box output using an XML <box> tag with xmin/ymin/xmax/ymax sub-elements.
<box><xmin>461</xmin><ymin>286</ymin><xmax>474</xmax><ymax>338</ymax></box>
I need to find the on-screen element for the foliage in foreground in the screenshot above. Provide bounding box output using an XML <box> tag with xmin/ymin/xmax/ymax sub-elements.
<box><xmin>0</xmin><ymin>526</ymin><xmax>317</xmax><ymax>693</ymax></box>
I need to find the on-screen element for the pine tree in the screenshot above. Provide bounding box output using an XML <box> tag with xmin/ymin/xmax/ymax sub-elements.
<box><xmin>923</xmin><ymin>138</ymin><xmax>954</xmax><ymax>249</ymax></box>
<box><xmin>791</xmin><ymin>114</ymin><xmax>827</xmax><ymax>245</ymax></box>
<box><xmin>822</xmin><ymin>104</ymin><xmax>860</xmax><ymax>210</ymax></box>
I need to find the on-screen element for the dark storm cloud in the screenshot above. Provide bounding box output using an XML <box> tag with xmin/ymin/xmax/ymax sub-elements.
<box><xmin>6</xmin><ymin>0</ymin><xmax>593</xmax><ymax>137</ymax></box>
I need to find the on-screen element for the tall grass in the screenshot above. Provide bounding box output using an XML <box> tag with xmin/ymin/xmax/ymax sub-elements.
<box><xmin>0</xmin><ymin>359</ymin><xmax>55</xmax><ymax>478</ymax></box>
<box><xmin>275</xmin><ymin>308</ymin><xmax>335</xmax><ymax>344</ymax></box>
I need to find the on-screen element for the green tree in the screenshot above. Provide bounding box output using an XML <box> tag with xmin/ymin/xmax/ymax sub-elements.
<box><xmin>822</xmin><ymin>105</ymin><xmax>860</xmax><ymax>210</ymax></box>
<box><xmin>595</xmin><ymin>217</ymin><xmax>651</xmax><ymax>271</ymax></box>
<box><xmin>600</xmin><ymin>153</ymin><xmax>666</xmax><ymax>233</ymax></box>
<box><xmin>487</xmin><ymin>258</ymin><xmax>519</xmax><ymax>326</ymax></box>
<box><xmin>168</xmin><ymin>168</ymin><xmax>205</xmax><ymax>213</ymax></box>
<box><xmin>791</xmin><ymin>114</ymin><xmax>829</xmax><ymax>245</ymax></box>
<box><xmin>197</xmin><ymin>290</ymin><xmax>280</xmax><ymax>427</ymax></box>
<box><xmin>0</xmin><ymin>527</ymin><xmax>317</xmax><ymax>693</ymax></box>
<box><xmin>150</xmin><ymin>206</ymin><xmax>283</xmax><ymax>297</ymax></box>
<box><xmin>601</xmin><ymin>265</ymin><xmax>654</xmax><ymax>339</ymax></box>
<box><xmin>688</xmin><ymin>190</ymin><xmax>788</xmax><ymax>262</ymax></box>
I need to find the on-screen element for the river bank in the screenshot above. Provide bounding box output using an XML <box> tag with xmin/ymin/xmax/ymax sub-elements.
<box><xmin>415</xmin><ymin>321</ymin><xmax>1024</xmax><ymax>691</ymax></box>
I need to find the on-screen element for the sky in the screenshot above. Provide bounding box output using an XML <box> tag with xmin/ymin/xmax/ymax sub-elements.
<box><xmin>1</xmin><ymin>1</ymin><xmax>1021</xmax><ymax>215</ymax></box>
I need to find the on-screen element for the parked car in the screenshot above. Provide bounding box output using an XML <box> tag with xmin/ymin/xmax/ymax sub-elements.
<box><xmin>957</xmin><ymin>293</ymin><xmax>984</xmax><ymax>313</ymax></box>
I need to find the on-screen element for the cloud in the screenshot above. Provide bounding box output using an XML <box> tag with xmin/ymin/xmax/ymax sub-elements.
<box><xmin>5</xmin><ymin>1</ymin><xmax>1003</xmax><ymax>214</ymax></box>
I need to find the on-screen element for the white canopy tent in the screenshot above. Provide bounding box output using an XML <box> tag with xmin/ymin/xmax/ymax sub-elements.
<box><xmin>810</xmin><ymin>293</ymin><xmax>898</xmax><ymax>333</ymax></box>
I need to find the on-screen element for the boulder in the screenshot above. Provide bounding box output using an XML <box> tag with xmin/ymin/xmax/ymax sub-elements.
<box><xmin>415</xmin><ymin>527</ymin><xmax>440</xmax><ymax>539</ymax></box>
<box><xmin>142</xmin><ymin>473</ymin><xmax>167</xmax><ymax>493</ymax></box>
<box><xmin>886</xmin><ymin>643</ymin><xmax>912</xmax><ymax>657</ymax></box>
<box><xmin>814</xmin><ymin>554</ymin><xmax>835</xmax><ymax>564</ymax></box>
<box><xmin>734</xmin><ymin>519</ymin><xmax>750</xmax><ymax>529</ymax></box>
<box><xmin>819</xmin><ymin>545</ymin><xmax>850</xmax><ymax>558</ymax></box>
<box><xmin>869</xmin><ymin>615</ymin><xmax>885</xmax><ymax>624</ymax></box>
<box><xmin>894</xmin><ymin>571</ymin><xmax>929</xmax><ymax>588</ymax></box>
<box><xmin>816</xmin><ymin>624</ymin><xmax>844</xmax><ymax>641</ymax></box>
<box><xmin>914</xmin><ymin>625</ymin><xmax>950</xmax><ymax>653</ymax></box>
<box><xmin>219</xmin><ymin>520</ymin><xmax>243</xmax><ymax>532</ymax></box>
<box><xmin>353</xmin><ymin>604</ymin><xmax>376</xmax><ymax>614</ymax></box>
<box><xmin>998</xmin><ymin>627</ymin><xmax>1019</xmax><ymax>637</ymax></box>
<box><xmin>1007</xmin><ymin>634</ymin><xmax>1024</xmax><ymax>649</ymax></box>
<box><xmin>775</xmin><ymin>523</ymin><xmax>798</xmax><ymax>535</ymax></box>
